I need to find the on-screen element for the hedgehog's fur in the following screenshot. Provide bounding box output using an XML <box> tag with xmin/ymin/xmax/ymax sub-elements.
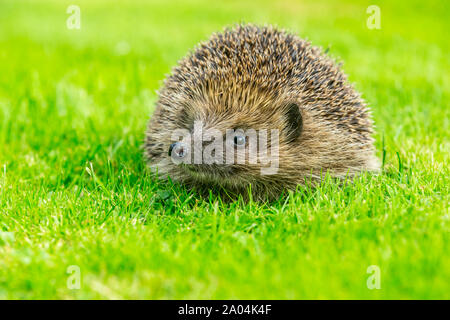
<box><xmin>145</xmin><ymin>24</ymin><xmax>379</xmax><ymax>201</ymax></box>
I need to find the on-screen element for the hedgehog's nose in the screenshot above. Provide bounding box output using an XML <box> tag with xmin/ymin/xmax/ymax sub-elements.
<box><xmin>169</xmin><ymin>142</ymin><xmax>188</xmax><ymax>160</ymax></box>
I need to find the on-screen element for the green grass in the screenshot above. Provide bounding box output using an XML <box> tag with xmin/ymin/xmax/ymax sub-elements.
<box><xmin>0</xmin><ymin>0</ymin><xmax>449</xmax><ymax>299</ymax></box>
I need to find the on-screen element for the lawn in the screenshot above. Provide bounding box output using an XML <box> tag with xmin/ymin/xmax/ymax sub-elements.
<box><xmin>0</xmin><ymin>0</ymin><xmax>448</xmax><ymax>299</ymax></box>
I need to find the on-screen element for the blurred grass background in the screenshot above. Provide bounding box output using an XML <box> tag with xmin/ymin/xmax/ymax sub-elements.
<box><xmin>0</xmin><ymin>0</ymin><xmax>448</xmax><ymax>299</ymax></box>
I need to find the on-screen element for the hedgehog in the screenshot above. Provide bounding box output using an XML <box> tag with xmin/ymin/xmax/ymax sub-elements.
<box><xmin>145</xmin><ymin>24</ymin><xmax>379</xmax><ymax>201</ymax></box>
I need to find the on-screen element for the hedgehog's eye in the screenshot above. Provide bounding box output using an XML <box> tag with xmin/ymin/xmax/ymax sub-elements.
<box><xmin>234</xmin><ymin>135</ymin><xmax>246</xmax><ymax>146</ymax></box>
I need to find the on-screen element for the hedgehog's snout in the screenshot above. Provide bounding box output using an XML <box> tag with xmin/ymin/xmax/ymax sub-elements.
<box><xmin>169</xmin><ymin>142</ymin><xmax>188</xmax><ymax>160</ymax></box>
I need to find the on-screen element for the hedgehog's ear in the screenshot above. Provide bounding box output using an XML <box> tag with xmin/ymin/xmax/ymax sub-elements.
<box><xmin>283</xmin><ymin>103</ymin><xmax>303</xmax><ymax>143</ymax></box>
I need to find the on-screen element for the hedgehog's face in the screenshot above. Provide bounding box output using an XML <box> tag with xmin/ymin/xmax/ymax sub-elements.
<box><xmin>163</xmin><ymin>97</ymin><xmax>304</xmax><ymax>191</ymax></box>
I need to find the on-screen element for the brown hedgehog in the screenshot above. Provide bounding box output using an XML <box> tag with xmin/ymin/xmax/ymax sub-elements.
<box><xmin>145</xmin><ymin>24</ymin><xmax>379</xmax><ymax>201</ymax></box>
